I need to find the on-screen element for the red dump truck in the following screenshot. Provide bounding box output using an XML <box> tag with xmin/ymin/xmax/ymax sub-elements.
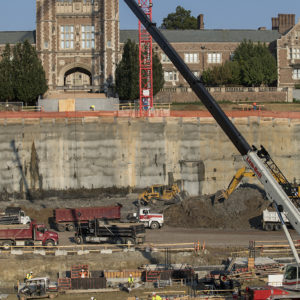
<box><xmin>0</xmin><ymin>221</ymin><xmax>59</xmax><ymax>249</ymax></box>
<box><xmin>54</xmin><ymin>205</ymin><xmax>121</xmax><ymax>232</ymax></box>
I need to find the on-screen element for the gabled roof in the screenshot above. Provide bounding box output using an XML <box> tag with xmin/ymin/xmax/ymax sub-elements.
<box><xmin>0</xmin><ymin>31</ymin><xmax>36</xmax><ymax>45</ymax></box>
<box><xmin>120</xmin><ymin>29</ymin><xmax>281</xmax><ymax>44</ymax></box>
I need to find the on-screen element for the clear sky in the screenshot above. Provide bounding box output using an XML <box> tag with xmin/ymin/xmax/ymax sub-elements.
<box><xmin>0</xmin><ymin>0</ymin><xmax>300</xmax><ymax>31</ymax></box>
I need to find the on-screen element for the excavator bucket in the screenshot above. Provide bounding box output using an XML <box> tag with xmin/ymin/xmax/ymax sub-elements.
<box><xmin>214</xmin><ymin>190</ymin><xmax>229</xmax><ymax>202</ymax></box>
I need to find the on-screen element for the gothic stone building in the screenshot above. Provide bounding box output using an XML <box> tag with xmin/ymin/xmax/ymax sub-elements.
<box><xmin>36</xmin><ymin>0</ymin><xmax>119</xmax><ymax>93</ymax></box>
<box><xmin>0</xmin><ymin>1</ymin><xmax>299</xmax><ymax>94</ymax></box>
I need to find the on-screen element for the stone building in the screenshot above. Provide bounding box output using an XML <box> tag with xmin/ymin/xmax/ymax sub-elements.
<box><xmin>0</xmin><ymin>1</ymin><xmax>299</xmax><ymax>97</ymax></box>
<box><xmin>36</xmin><ymin>0</ymin><xmax>119</xmax><ymax>93</ymax></box>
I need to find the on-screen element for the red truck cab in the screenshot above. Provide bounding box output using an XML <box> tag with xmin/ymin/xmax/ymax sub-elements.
<box><xmin>0</xmin><ymin>221</ymin><xmax>58</xmax><ymax>249</ymax></box>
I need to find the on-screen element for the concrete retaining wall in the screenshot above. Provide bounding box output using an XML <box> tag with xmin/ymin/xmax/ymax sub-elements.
<box><xmin>0</xmin><ymin>116</ymin><xmax>299</xmax><ymax>196</ymax></box>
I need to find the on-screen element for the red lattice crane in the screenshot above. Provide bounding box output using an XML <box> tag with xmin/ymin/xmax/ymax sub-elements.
<box><xmin>138</xmin><ymin>0</ymin><xmax>153</xmax><ymax>113</ymax></box>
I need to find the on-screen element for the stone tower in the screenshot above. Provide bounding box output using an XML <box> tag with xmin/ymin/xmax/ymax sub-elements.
<box><xmin>36</xmin><ymin>0</ymin><xmax>119</xmax><ymax>94</ymax></box>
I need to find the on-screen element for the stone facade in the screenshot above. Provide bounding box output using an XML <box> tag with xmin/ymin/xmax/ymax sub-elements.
<box><xmin>36</xmin><ymin>0</ymin><xmax>119</xmax><ymax>93</ymax></box>
<box><xmin>0</xmin><ymin>7</ymin><xmax>299</xmax><ymax>98</ymax></box>
<box><xmin>277</xmin><ymin>21</ymin><xmax>300</xmax><ymax>88</ymax></box>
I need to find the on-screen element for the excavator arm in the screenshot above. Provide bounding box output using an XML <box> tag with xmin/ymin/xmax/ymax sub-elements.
<box><xmin>124</xmin><ymin>0</ymin><xmax>300</xmax><ymax>263</ymax></box>
<box><xmin>220</xmin><ymin>167</ymin><xmax>256</xmax><ymax>200</ymax></box>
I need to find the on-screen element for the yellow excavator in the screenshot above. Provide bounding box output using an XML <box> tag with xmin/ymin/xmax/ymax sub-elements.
<box><xmin>217</xmin><ymin>166</ymin><xmax>300</xmax><ymax>201</ymax></box>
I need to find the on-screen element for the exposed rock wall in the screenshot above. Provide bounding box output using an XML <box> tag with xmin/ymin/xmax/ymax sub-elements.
<box><xmin>0</xmin><ymin>116</ymin><xmax>299</xmax><ymax>196</ymax></box>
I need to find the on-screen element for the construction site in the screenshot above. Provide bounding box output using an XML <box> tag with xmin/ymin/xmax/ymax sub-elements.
<box><xmin>1</xmin><ymin>1</ymin><xmax>300</xmax><ymax>300</ymax></box>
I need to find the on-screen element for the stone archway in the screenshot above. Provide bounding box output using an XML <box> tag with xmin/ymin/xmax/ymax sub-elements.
<box><xmin>57</xmin><ymin>63</ymin><xmax>93</xmax><ymax>90</ymax></box>
<box><xmin>64</xmin><ymin>67</ymin><xmax>92</xmax><ymax>87</ymax></box>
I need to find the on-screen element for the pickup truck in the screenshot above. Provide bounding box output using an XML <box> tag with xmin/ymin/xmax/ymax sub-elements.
<box><xmin>0</xmin><ymin>221</ymin><xmax>58</xmax><ymax>249</ymax></box>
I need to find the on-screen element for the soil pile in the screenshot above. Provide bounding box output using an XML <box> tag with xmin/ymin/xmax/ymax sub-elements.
<box><xmin>164</xmin><ymin>187</ymin><xmax>269</xmax><ymax>229</ymax></box>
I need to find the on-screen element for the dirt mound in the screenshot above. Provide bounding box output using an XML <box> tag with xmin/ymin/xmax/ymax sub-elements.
<box><xmin>164</xmin><ymin>187</ymin><xmax>269</xmax><ymax>229</ymax></box>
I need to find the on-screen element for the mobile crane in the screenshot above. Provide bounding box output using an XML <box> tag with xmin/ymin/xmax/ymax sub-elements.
<box><xmin>124</xmin><ymin>0</ymin><xmax>300</xmax><ymax>295</ymax></box>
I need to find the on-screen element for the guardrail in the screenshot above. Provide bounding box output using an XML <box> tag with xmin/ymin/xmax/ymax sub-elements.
<box><xmin>0</xmin><ymin>242</ymin><xmax>206</xmax><ymax>255</ymax></box>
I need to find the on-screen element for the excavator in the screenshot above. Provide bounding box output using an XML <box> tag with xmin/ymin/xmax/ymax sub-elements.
<box><xmin>217</xmin><ymin>166</ymin><xmax>300</xmax><ymax>201</ymax></box>
<box><xmin>124</xmin><ymin>0</ymin><xmax>300</xmax><ymax>297</ymax></box>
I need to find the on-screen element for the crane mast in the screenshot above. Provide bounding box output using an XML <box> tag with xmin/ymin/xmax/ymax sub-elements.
<box><xmin>124</xmin><ymin>0</ymin><xmax>300</xmax><ymax>263</ymax></box>
<box><xmin>138</xmin><ymin>0</ymin><xmax>153</xmax><ymax>113</ymax></box>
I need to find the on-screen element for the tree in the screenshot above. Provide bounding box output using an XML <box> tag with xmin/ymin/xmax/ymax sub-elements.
<box><xmin>0</xmin><ymin>44</ymin><xmax>14</xmax><ymax>101</ymax></box>
<box><xmin>233</xmin><ymin>40</ymin><xmax>277</xmax><ymax>87</ymax></box>
<box><xmin>115</xmin><ymin>39</ymin><xmax>139</xmax><ymax>100</ymax></box>
<box><xmin>12</xmin><ymin>40</ymin><xmax>48</xmax><ymax>105</ymax></box>
<box><xmin>202</xmin><ymin>40</ymin><xmax>277</xmax><ymax>87</ymax></box>
<box><xmin>115</xmin><ymin>39</ymin><xmax>164</xmax><ymax>100</ymax></box>
<box><xmin>161</xmin><ymin>6</ymin><xmax>197</xmax><ymax>30</ymax></box>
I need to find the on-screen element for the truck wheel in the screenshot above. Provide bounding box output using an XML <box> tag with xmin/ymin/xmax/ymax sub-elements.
<box><xmin>2</xmin><ymin>241</ymin><xmax>12</xmax><ymax>250</ymax></box>
<box><xmin>150</xmin><ymin>221</ymin><xmax>160</xmax><ymax>230</ymax></box>
<box><xmin>274</xmin><ymin>224</ymin><xmax>282</xmax><ymax>231</ymax></box>
<box><xmin>67</xmin><ymin>224</ymin><xmax>75</xmax><ymax>232</ymax></box>
<box><xmin>264</xmin><ymin>223</ymin><xmax>273</xmax><ymax>231</ymax></box>
<box><xmin>114</xmin><ymin>237</ymin><xmax>123</xmax><ymax>245</ymax></box>
<box><xmin>75</xmin><ymin>236</ymin><xmax>83</xmax><ymax>245</ymax></box>
<box><xmin>125</xmin><ymin>238</ymin><xmax>135</xmax><ymax>246</ymax></box>
<box><xmin>57</xmin><ymin>224</ymin><xmax>66</xmax><ymax>232</ymax></box>
<box><xmin>45</xmin><ymin>240</ymin><xmax>55</xmax><ymax>247</ymax></box>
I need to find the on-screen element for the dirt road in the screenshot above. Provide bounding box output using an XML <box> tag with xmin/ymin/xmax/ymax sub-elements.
<box><xmin>58</xmin><ymin>226</ymin><xmax>296</xmax><ymax>247</ymax></box>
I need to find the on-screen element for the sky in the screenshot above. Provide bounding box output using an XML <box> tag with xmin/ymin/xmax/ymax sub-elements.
<box><xmin>0</xmin><ymin>0</ymin><xmax>300</xmax><ymax>31</ymax></box>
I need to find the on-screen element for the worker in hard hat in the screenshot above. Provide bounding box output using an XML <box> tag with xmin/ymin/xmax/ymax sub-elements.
<box><xmin>25</xmin><ymin>271</ymin><xmax>33</xmax><ymax>282</ymax></box>
<box><xmin>128</xmin><ymin>273</ymin><xmax>134</xmax><ymax>288</ymax></box>
<box><xmin>152</xmin><ymin>292</ymin><xmax>162</xmax><ymax>300</ymax></box>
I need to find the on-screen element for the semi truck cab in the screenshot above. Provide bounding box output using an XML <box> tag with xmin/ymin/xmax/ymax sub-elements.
<box><xmin>133</xmin><ymin>207</ymin><xmax>164</xmax><ymax>229</ymax></box>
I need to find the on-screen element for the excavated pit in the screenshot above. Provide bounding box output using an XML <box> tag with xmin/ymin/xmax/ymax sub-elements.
<box><xmin>164</xmin><ymin>186</ymin><xmax>270</xmax><ymax>229</ymax></box>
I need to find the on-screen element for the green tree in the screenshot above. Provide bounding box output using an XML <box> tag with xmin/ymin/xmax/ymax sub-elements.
<box><xmin>0</xmin><ymin>44</ymin><xmax>15</xmax><ymax>101</ymax></box>
<box><xmin>161</xmin><ymin>6</ymin><xmax>197</xmax><ymax>30</ymax></box>
<box><xmin>115</xmin><ymin>39</ymin><xmax>139</xmax><ymax>100</ymax></box>
<box><xmin>12</xmin><ymin>40</ymin><xmax>48</xmax><ymax>105</ymax></box>
<box><xmin>233</xmin><ymin>40</ymin><xmax>277</xmax><ymax>86</ymax></box>
<box><xmin>202</xmin><ymin>40</ymin><xmax>277</xmax><ymax>87</ymax></box>
<box><xmin>115</xmin><ymin>39</ymin><xmax>164</xmax><ymax>100</ymax></box>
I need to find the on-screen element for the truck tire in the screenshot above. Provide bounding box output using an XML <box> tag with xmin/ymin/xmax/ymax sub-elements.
<box><xmin>67</xmin><ymin>224</ymin><xmax>75</xmax><ymax>232</ymax></box>
<box><xmin>274</xmin><ymin>224</ymin><xmax>282</xmax><ymax>231</ymax></box>
<box><xmin>57</xmin><ymin>224</ymin><xmax>66</xmax><ymax>232</ymax></box>
<box><xmin>114</xmin><ymin>237</ymin><xmax>124</xmax><ymax>245</ymax></box>
<box><xmin>45</xmin><ymin>239</ymin><xmax>55</xmax><ymax>247</ymax></box>
<box><xmin>264</xmin><ymin>223</ymin><xmax>274</xmax><ymax>231</ymax></box>
<box><xmin>150</xmin><ymin>221</ymin><xmax>160</xmax><ymax>230</ymax></box>
<box><xmin>75</xmin><ymin>236</ymin><xmax>83</xmax><ymax>245</ymax></box>
<box><xmin>2</xmin><ymin>240</ymin><xmax>12</xmax><ymax>250</ymax></box>
<box><xmin>125</xmin><ymin>238</ymin><xmax>135</xmax><ymax>246</ymax></box>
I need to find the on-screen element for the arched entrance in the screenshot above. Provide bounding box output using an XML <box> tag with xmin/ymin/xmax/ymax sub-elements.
<box><xmin>64</xmin><ymin>67</ymin><xmax>92</xmax><ymax>89</ymax></box>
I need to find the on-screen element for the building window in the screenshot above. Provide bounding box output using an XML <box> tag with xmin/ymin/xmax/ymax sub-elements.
<box><xmin>293</xmin><ymin>69</ymin><xmax>300</xmax><ymax>79</ymax></box>
<box><xmin>81</xmin><ymin>25</ymin><xmax>95</xmax><ymax>49</ymax></box>
<box><xmin>161</xmin><ymin>53</ymin><xmax>171</xmax><ymax>63</ymax></box>
<box><xmin>164</xmin><ymin>71</ymin><xmax>178</xmax><ymax>82</ymax></box>
<box><xmin>184</xmin><ymin>53</ymin><xmax>199</xmax><ymax>63</ymax></box>
<box><xmin>290</xmin><ymin>48</ymin><xmax>300</xmax><ymax>59</ymax></box>
<box><xmin>208</xmin><ymin>53</ymin><xmax>222</xmax><ymax>64</ymax></box>
<box><xmin>60</xmin><ymin>25</ymin><xmax>74</xmax><ymax>49</ymax></box>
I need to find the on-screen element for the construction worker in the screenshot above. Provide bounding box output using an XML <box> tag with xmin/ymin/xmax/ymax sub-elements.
<box><xmin>25</xmin><ymin>271</ymin><xmax>33</xmax><ymax>281</ymax></box>
<box><xmin>80</xmin><ymin>269</ymin><xmax>87</xmax><ymax>278</ymax></box>
<box><xmin>128</xmin><ymin>274</ymin><xmax>134</xmax><ymax>288</ymax></box>
<box><xmin>152</xmin><ymin>292</ymin><xmax>162</xmax><ymax>300</ymax></box>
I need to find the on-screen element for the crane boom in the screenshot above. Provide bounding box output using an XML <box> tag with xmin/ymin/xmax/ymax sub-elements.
<box><xmin>124</xmin><ymin>0</ymin><xmax>300</xmax><ymax>262</ymax></box>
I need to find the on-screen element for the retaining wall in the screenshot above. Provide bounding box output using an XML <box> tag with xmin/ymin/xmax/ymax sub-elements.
<box><xmin>0</xmin><ymin>113</ymin><xmax>299</xmax><ymax>196</ymax></box>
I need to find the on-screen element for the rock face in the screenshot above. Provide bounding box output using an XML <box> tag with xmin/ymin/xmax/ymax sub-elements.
<box><xmin>164</xmin><ymin>187</ymin><xmax>269</xmax><ymax>229</ymax></box>
<box><xmin>0</xmin><ymin>116</ymin><xmax>299</xmax><ymax>198</ymax></box>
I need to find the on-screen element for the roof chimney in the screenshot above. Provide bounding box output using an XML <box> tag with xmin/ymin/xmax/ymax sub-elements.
<box><xmin>197</xmin><ymin>14</ymin><xmax>204</xmax><ymax>30</ymax></box>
